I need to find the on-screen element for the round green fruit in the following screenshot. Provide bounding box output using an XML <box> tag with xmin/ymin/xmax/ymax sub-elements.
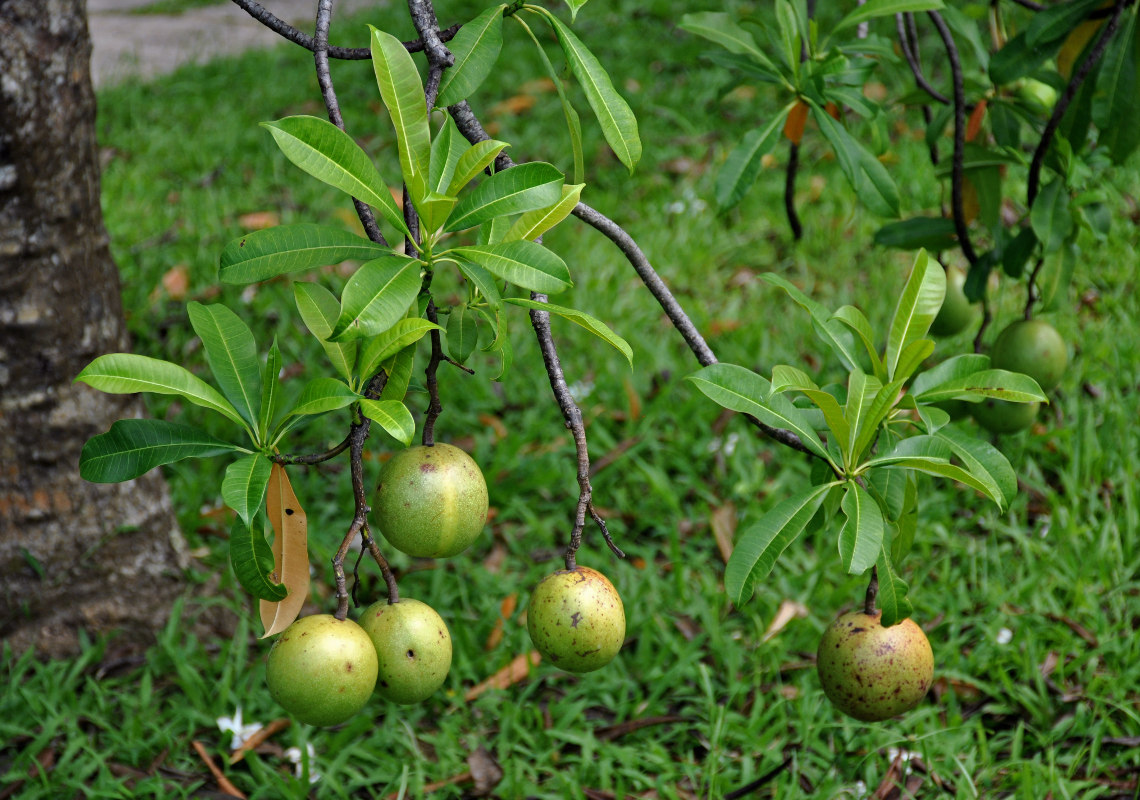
<box><xmin>973</xmin><ymin>398</ymin><xmax>1040</xmax><ymax>434</ymax></box>
<box><xmin>929</xmin><ymin>266</ymin><xmax>977</xmax><ymax>337</ymax></box>
<box><xmin>265</xmin><ymin>614</ymin><xmax>378</xmax><ymax>727</ymax></box>
<box><xmin>375</xmin><ymin>443</ymin><xmax>488</xmax><ymax>558</ymax></box>
<box><xmin>990</xmin><ymin>319</ymin><xmax>1067</xmax><ymax>392</ymax></box>
<box><xmin>1015</xmin><ymin>78</ymin><xmax>1058</xmax><ymax>114</ymax></box>
<box><xmin>360</xmin><ymin>598</ymin><xmax>452</xmax><ymax>705</ymax></box>
<box><xmin>527</xmin><ymin>566</ymin><xmax>625</xmax><ymax>674</ymax></box>
<box><xmin>817</xmin><ymin>611</ymin><xmax>934</xmax><ymax>722</ymax></box>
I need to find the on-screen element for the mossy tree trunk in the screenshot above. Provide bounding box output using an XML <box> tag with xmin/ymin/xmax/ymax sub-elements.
<box><xmin>0</xmin><ymin>0</ymin><xmax>188</xmax><ymax>658</ymax></box>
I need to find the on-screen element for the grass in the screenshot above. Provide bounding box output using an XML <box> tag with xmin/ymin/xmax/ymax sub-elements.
<box><xmin>4</xmin><ymin>0</ymin><xmax>1140</xmax><ymax>797</ymax></box>
<box><xmin>130</xmin><ymin>0</ymin><xmax>228</xmax><ymax>15</ymax></box>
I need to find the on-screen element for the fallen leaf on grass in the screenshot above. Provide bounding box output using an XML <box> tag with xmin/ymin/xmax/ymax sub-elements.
<box><xmin>595</xmin><ymin>715</ymin><xmax>687</xmax><ymax>742</ymax></box>
<box><xmin>467</xmin><ymin>745</ymin><xmax>504</xmax><ymax>795</ymax></box>
<box><xmin>762</xmin><ymin>600</ymin><xmax>809</xmax><ymax>643</ymax></box>
<box><xmin>709</xmin><ymin>503</ymin><xmax>736</xmax><ymax>563</ymax></box>
<box><xmin>191</xmin><ymin>740</ymin><xmax>245</xmax><ymax>799</ymax></box>
<box><xmin>229</xmin><ymin>718</ymin><xmax>291</xmax><ymax>765</ymax></box>
<box><xmin>237</xmin><ymin>211</ymin><xmax>280</xmax><ymax>230</ymax></box>
<box><xmin>464</xmin><ymin>651</ymin><xmax>541</xmax><ymax>700</ymax></box>
<box><xmin>483</xmin><ymin>592</ymin><xmax>518</xmax><ymax>651</ymax></box>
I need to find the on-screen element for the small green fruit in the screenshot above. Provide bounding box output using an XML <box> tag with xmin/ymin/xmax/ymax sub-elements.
<box><xmin>375</xmin><ymin>443</ymin><xmax>488</xmax><ymax>558</ymax></box>
<box><xmin>929</xmin><ymin>266</ymin><xmax>977</xmax><ymax>337</ymax></box>
<box><xmin>527</xmin><ymin>566</ymin><xmax>625</xmax><ymax>674</ymax></box>
<box><xmin>360</xmin><ymin>598</ymin><xmax>452</xmax><ymax>705</ymax></box>
<box><xmin>973</xmin><ymin>398</ymin><xmax>1040</xmax><ymax>434</ymax></box>
<box><xmin>1015</xmin><ymin>78</ymin><xmax>1058</xmax><ymax>114</ymax></box>
<box><xmin>817</xmin><ymin>611</ymin><xmax>934</xmax><ymax>722</ymax></box>
<box><xmin>265</xmin><ymin>615</ymin><xmax>378</xmax><ymax>727</ymax></box>
<box><xmin>990</xmin><ymin>319</ymin><xmax>1067</xmax><ymax>392</ymax></box>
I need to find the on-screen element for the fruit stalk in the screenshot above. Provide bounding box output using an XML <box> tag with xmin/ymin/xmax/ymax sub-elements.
<box><xmin>863</xmin><ymin>564</ymin><xmax>879</xmax><ymax>616</ymax></box>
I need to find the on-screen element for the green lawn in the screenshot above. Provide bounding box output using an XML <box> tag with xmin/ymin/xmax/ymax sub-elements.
<box><xmin>4</xmin><ymin>0</ymin><xmax>1140</xmax><ymax>797</ymax></box>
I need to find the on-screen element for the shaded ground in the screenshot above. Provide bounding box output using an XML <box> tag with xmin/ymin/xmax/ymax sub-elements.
<box><xmin>89</xmin><ymin>0</ymin><xmax>381</xmax><ymax>87</ymax></box>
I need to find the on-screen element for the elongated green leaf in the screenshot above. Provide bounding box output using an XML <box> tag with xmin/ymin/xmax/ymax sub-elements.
<box><xmin>760</xmin><ymin>273</ymin><xmax>861</xmax><ymax>371</ymax></box>
<box><xmin>1093</xmin><ymin>11</ymin><xmax>1140</xmax><ymax>164</ymax></box>
<box><xmin>541</xmin><ymin>10</ymin><xmax>642</xmax><ymax>172</ymax></box>
<box><xmin>230</xmin><ymin>516</ymin><xmax>287</xmax><ymax>602</ymax></box>
<box><xmin>504</xmin><ymin>184</ymin><xmax>585</xmax><ymax>242</ymax></box>
<box><xmin>331</xmin><ymin>256</ymin><xmax>422</xmax><ymax>341</ymax></box>
<box><xmin>1030</xmin><ymin>178</ymin><xmax>1075</xmax><ymax>255</ymax></box>
<box><xmin>910</xmin><ymin>353</ymin><xmax>990</xmax><ymax>397</ymax></box>
<box><xmin>844</xmin><ymin>368</ymin><xmax>882</xmax><ymax>461</ymax></box>
<box><xmin>454</xmin><ymin>258</ymin><xmax>502</xmax><ymax>309</ymax></box>
<box><xmin>505</xmin><ymin>298</ymin><xmax>633</xmax><ymax>367</ymax></box>
<box><xmin>916</xmin><ymin>404</ymin><xmax>951</xmax><ymax>434</ymax></box>
<box><xmin>852</xmin><ymin>378</ymin><xmax>906</xmax><ymax>462</ymax></box>
<box><xmin>222</xmin><ymin>453</ymin><xmax>273</xmax><ymax>528</ymax></box>
<box><xmin>934</xmin><ymin>425</ymin><xmax>1018</xmax><ymax>509</ymax></box>
<box><xmin>262</xmin><ymin>117</ymin><xmax>408</xmax><ymax>238</ymax></box>
<box><xmin>258</xmin><ymin>340</ymin><xmax>282</xmax><ymax>443</ymax></box>
<box><xmin>867</xmin><ymin>435</ymin><xmax>1005</xmax><ymax>507</ymax></box>
<box><xmin>449</xmin><ymin>241</ymin><xmax>572</xmax><ymax>294</ymax></box>
<box><xmin>833</xmin><ymin>0</ymin><xmax>944</xmax><ymax>36</ymax></box>
<box><xmin>726</xmin><ymin>482</ymin><xmax>837</xmax><ymax>606</ymax></box>
<box><xmin>885</xmin><ymin>251</ymin><xmax>944</xmax><ymax>380</ymax></box>
<box><xmin>715</xmin><ymin>110</ymin><xmax>790</xmax><ymax>211</ymax></box>
<box><xmin>79</xmin><ymin>419</ymin><xmax>238</xmax><ymax>483</ymax></box>
<box><xmin>1026</xmin><ymin>0</ymin><xmax>1106</xmax><ymax>47</ymax></box>
<box><xmin>446</xmin><ymin>139</ymin><xmax>510</xmax><ymax>197</ymax></box>
<box><xmin>811</xmin><ymin>102</ymin><xmax>900</xmax><ymax>218</ymax></box>
<box><xmin>446</xmin><ymin>303</ymin><xmax>478</xmax><ymax>364</ymax></box>
<box><xmin>429</xmin><ymin>113</ymin><xmax>466</xmax><ymax>196</ymax></box>
<box><xmin>869</xmin><ymin>464</ymin><xmax>909</xmax><ymax>521</ymax></box>
<box><xmin>771</xmin><ymin>365</ymin><xmax>849</xmax><ymax>456</ymax></box>
<box><xmin>445</xmin><ymin>162</ymin><xmax>564</xmax><ymax>232</ymax></box>
<box><xmin>359</xmin><ymin>399</ymin><xmax>415</xmax><ymax>446</ymax></box>
<box><xmin>218</xmin><ymin>224</ymin><xmax>390</xmax><ymax>285</ymax></box>
<box><xmin>873</xmin><ymin>217</ymin><xmax>959</xmax><ymax>251</ymax></box>
<box><xmin>380</xmin><ymin>346</ymin><xmax>415</xmax><ymax>402</ymax></box>
<box><xmin>839</xmin><ymin>481</ymin><xmax>885</xmax><ymax>575</ymax></box>
<box><xmin>370</xmin><ymin>26</ymin><xmax>432</xmax><ymax>205</ymax></box>
<box><xmin>187</xmin><ymin>302</ymin><xmax>262</xmax><ymax>434</ymax></box>
<box><xmin>76</xmin><ymin>353</ymin><xmax>243</xmax><ymax>428</ymax></box>
<box><xmin>686</xmin><ymin>363</ymin><xmax>834</xmax><ymax>466</ymax></box>
<box><xmin>358</xmin><ymin>318</ymin><xmax>441</xmax><ymax>382</ymax></box>
<box><xmin>678</xmin><ymin>11</ymin><xmax>774</xmax><ymax>65</ymax></box>
<box><xmin>876</xmin><ymin>540</ymin><xmax>912</xmax><ymax>627</ymax></box>
<box><xmin>478</xmin><ymin>307</ymin><xmax>514</xmax><ymax>381</ymax></box>
<box><xmin>831</xmin><ymin>306</ymin><xmax>884</xmax><ymax>380</ymax></box>
<box><xmin>294</xmin><ymin>282</ymin><xmax>358</xmax><ymax>383</ymax></box>
<box><xmin>894</xmin><ymin>338</ymin><xmax>935</xmax><ymax>384</ymax></box>
<box><xmin>914</xmin><ymin>369</ymin><xmax>1047</xmax><ymax>404</ymax></box>
<box><xmin>419</xmin><ymin>190</ymin><xmax>458</xmax><ymax>236</ymax></box>
<box><xmin>436</xmin><ymin>5</ymin><xmax>507</xmax><ymax>107</ymax></box>
<box><xmin>286</xmin><ymin>378</ymin><xmax>359</xmax><ymax>418</ymax></box>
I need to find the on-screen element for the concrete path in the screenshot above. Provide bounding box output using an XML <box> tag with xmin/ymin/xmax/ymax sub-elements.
<box><xmin>89</xmin><ymin>0</ymin><xmax>382</xmax><ymax>88</ymax></box>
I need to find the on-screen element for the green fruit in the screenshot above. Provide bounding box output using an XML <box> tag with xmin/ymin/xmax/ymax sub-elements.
<box><xmin>265</xmin><ymin>615</ymin><xmax>378</xmax><ymax>727</ymax></box>
<box><xmin>375</xmin><ymin>443</ymin><xmax>488</xmax><ymax>558</ymax></box>
<box><xmin>527</xmin><ymin>566</ymin><xmax>625</xmax><ymax>674</ymax></box>
<box><xmin>973</xmin><ymin>398</ymin><xmax>1040</xmax><ymax>434</ymax></box>
<box><xmin>817</xmin><ymin>611</ymin><xmax>934</xmax><ymax>722</ymax></box>
<box><xmin>990</xmin><ymin>319</ymin><xmax>1067</xmax><ymax>392</ymax></box>
<box><xmin>1015</xmin><ymin>78</ymin><xmax>1058</xmax><ymax>114</ymax></box>
<box><xmin>932</xmin><ymin>398</ymin><xmax>970</xmax><ymax>421</ymax></box>
<box><xmin>360</xmin><ymin>598</ymin><xmax>452</xmax><ymax>705</ymax></box>
<box><xmin>929</xmin><ymin>266</ymin><xmax>977</xmax><ymax>337</ymax></box>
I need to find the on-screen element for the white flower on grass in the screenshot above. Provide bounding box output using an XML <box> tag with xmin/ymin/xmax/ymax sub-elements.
<box><xmin>216</xmin><ymin>706</ymin><xmax>263</xmax><ymax>750</ymax></box>
<box><xmin>996</xmin><ymin>627</ymin><xmax>1013</xmax><ymax>645</ymax></box>
<box><xmin>285</xmin><ymin>742</ymin><xmax>320</xmax><ymax>784</ymax></box>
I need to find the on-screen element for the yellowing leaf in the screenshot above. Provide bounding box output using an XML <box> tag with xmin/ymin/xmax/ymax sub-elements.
<box><xmin>259</xmin><ymin>463</ymin><xmax>310</xmax><ymax>638</ymax></box>
<box><xmin>464</xmin><ymin>651</ymin><xmax>541</xmax><ymax>700</ymax></box>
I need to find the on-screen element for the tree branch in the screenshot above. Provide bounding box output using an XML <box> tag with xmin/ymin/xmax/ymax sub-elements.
<box><xmin>896</xmin><ymin>12</ymin><xmax>950</xmax><ymax>105</ymax></box>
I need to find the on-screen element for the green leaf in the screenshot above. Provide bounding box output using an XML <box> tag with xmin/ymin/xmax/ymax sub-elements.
<box><xmin>369</xmin><ymin>26</ymin><xmax>432</xmax><ymax>206</ymax></box>
<box><xmin>1026</xmin><ymin>0</ymin><xmax>1107</xmax><ymax>47</ymax></box>
<box><xmin>876</xmin><ymin>542</ymin><xmax>912</xmax><ymax>627</ymax></box>
<box><xmin>715</xmin><ymin>110</ymin><xmax>791</xmax><ymax>212</ymax></box>
<box><xmin>436</xmin><ymin>5</ymin><xmax>507</xmax><ymax>108</ymax></box>
<box><xmin>286</xmin><ymin>378</ymin><xmax>359</xmax><ymax>418</ymax></box>
<box><xmin>359</xmin><ymin>399</ymin><xmax>415</xmax><ymax>446</ymax></box>
<box><xmin>449</xmin><ymin>241</ymin><xmax>572</xmax><ymax>294</ymax></box>
<box><xmin>811</xmin><ymin>101</ymin><xmax>900</xmax><ymax>218</ymax></box>
<box><xmin>678</xmin><ymin>11</ymin><xmax>775</xmax><ymax>67</ymax></box>
<box><xmin>222</xmin><ymin>453</ymin><xmax>273</xmax><ymax>528</ymax></box>
<box><xmin>446</xmin><ymin>139</ymin><xmax>510</xmax><ymax>197</ymax></box>
<box><xmin>873</xmin><ymin>217</ymin><xmax>958</xmax><ymax>251</ymax></box>
<box><xmin>885</xmin><ymin>250</ymin><xmax>944</xmax><ymax>380</ymax></box>
<box><xmin>541</xmin><ymin>10</ymin><xmax>642</xmax><ymax>173</ymax></box>
<box><xmin>989</xmin><ymin>31</ymin><xmax>1056</xmax><ymax>85</ymax></box>
<box><xmin>330</xmin><ymin>256</ymin><xmax>422</xmax><ymax>341</ymax></box>
<box><xmin>914</xmin><ymin>368</ymin><xmax>1047</xmax><ymax>404</ymax></box>
<box><xmin>563</xmin><ymin>0</ymin><xmax>588</xmax><ymax>22</ymax></box>
<box><xmin>869</xmin><ymin>465</ymin><xmax>909</xmax><ymax>521</ymax></box>
<box><xmin>258</xmin><ymin>339</ymin><xmax>282</xmax><ymax>443</ymax></box>
<box><xmin>839</xmin><ymin>481</ymin><xmax>885</xmax><ymax>575</ymax></box>
<box><xmin>261</xmin><ymin>117</ymin><xmax>408</xmax><ymax>239</ymax></box>
<box><xmin>218</xmin><ymin>224</ymin><xmax>390</xmax><ymax>285</ymax></box>
<box><xmin>454</xmin><ymin>258</ymin><xmax>502</xmax><ymax>309</ymax></box>
<box><xmin>504</xmin><ymin>298</ymin><xmax>633</xmax><ymax>367</ymax></box>
<box><xmin>760</xmin><ymin>273</ymin><xmax>861</xmax><ymax>371</ymax></box>
<box><xmin>230</xmin><ymin>516</ymin><xmax>287</xmax><ymax>602</ymax></box>
<box><xmin>893</xmin><ymin>338</ymin><xmax>935</xmax><ymax>385</ymax></box>
<box><xmin>79</xmin><ymin>419</ymin><xmax>238</xmax><ymax>483</ymax></box>
<box><xmin>380</xmin><ymin>346</ymin><xmax>416</xmax><ymax>402</ymax></box>
<box><xmin>358</xmin><ymin>318</ymin><xmax>441</xmax><ymax>382</ymax></box>
<box><xmin>934</xmin><ymin>425</ymin><xmax>1018</xmax><ymax>509</ymax></box>
<box><xmin>832</xmin><ymin>0</ymin><xmax>944</xmax><ymax>37</ymax></box>
<box><xmin>445</xmin><ymin>162</ymin><xmax>564</xmax><ymax>232</ymax></box>
<box><xmin>725</xmin><ymin>482</ymin><xmax>837</xmax><ymax>606</ymax></box>
<box><xmin>831</xmin><ymin>306</ymin><xmax>884</xmax><ymax>380</ymax></box>
<box><xmin>844</xmin><ymin>368</ymin><xmax>883</xmax><ymax>462</ymax></box>
<box><xmin>771</xmin><ymin>365</ymin><xmax>849</xmax><ymax>459</ymax></box>
<box><xmin>1093</xmin><ymin>11</ymin><xmax>1140</xmax><ymax>164</ymax></box>
<box><xmin>851</xmin><ymin>378</ymin><xmax>906</xmax><ymax>463</ymax></box>
<box><xmin>504</xmin><ymin>183</ymin><xmax>585</xmax><ymax>242</ymax></box>
<box><xmin>293</xmin><ymin>282</ymin><xmax>358</xmax><ymax>383</ymax></box>
<box><xmin>1030</xmin><ymin>179</ymin><xmax>1074</xmax><ymax>255</ymax></box>
<box><xmin>477</xmin><ymin>307</ymin><xmax>514</xmax><ymax>381</ymax></box>
<box><xmin>686</xmin><ymin>363</ymin><xmax>834</xmax><ymax>467</ymax></box>
<box><xmin>910</xmin><ymin>353</ymin><xmax>990</xmax><ymax>397</ymax></box>
<box><xmin>916</xmin><ymin>404</ymin><xmax>951</xmax><ymax>434</ymax></box>
<box><xmin>418</xmin><ymin>190</ymin><xmax>458</xmax><ymax>236</ymax></box>
<box><xmin>187</xmin><ymin>302</ymin><xmax>263</xmax><ymax>435</ymax></box>
<box><xmin>866</xmin><ymin>435</ymin><xmax>1006</xmax><ymax>508</ymax></box>
<box><xmin>76</xmin><ymin>353</ymin><xmax>244</xmax><ymax>428</ymax></box>
<box><xmin>446</xmin><ymin>303</ymin><xmax>478</xmax><ymax>364</ymax></box>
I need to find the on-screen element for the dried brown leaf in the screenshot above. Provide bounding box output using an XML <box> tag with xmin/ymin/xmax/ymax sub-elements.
<box><xmin>191</xmin><ymin>740</ymin><xmax>246</xmax><ymax>799</ymax></box>
<box><xmin>467</xmin><ymin>745</ymin><xmax>504</xmax><ymax>795</ymax></box>
<box><xmin>709</xmin><ymin>503</ymin><xmax>736</xmax><ymax>563</ymax></box>
<box><xmin>464</xmin><ymin>651</ymin><xmax>541</xmax><ymax>701</ymax></box>
<box><xmin>762</xmin><ymin>600</ymin><xmax>809</xmax><ymax>643</ymax></box>
<box><xmin>259</xmin><ymin>464</ymin><xmax>310</xmax><ymax>638</ymax></box>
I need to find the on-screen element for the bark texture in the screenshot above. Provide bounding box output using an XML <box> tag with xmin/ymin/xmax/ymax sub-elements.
<box><xmin>0</xmin><ymin>0</ymin><xmax>188</xmax><ymax>658</ymax></box>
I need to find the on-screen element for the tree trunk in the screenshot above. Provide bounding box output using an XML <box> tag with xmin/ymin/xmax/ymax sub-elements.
<box><xmin>0</xmin><ymin>0</ymin><xmax>188</xmax><ymax>659</ymax></box>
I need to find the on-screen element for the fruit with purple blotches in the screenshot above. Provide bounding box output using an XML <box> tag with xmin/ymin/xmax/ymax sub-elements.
<box><xmin>526</xmin><ymin>566</ymin><xmax>625</xmax><ymax>674</ymax></box>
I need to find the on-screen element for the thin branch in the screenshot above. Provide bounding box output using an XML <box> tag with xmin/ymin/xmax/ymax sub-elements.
<box><xmin>272</xmin><ymin>434</ymin><xmax>351</xmax><ymax>465</ymax></box>
<box><xmin>422</xmin><ymin>295</ymin><xmax>445</xmax><ymax>447</ymax></box>
<box><xmin>973</xmin><ymin>291</ymin><xmax>991</xmax><ymax>354</ymax></box>
<box><xmin>1024</xmin><ymin>257</ymin><xmax>1046</xmax><ymax>320</ymax></box>
<box><xmin>527</xmin><ymin>292</ymin><xmax>623</xmax><ymax>569</ymax></box>
<box><xmin>928</xmin><ymin>10</ymin><xmax>978</xmax><ymax>265</ymax></box>
<box><xmin>785</xmin><ymin>141</ymin><xmax>803</xmax><ymax>241</ymax></box>
<box><xmin>229</xmin><ymin>0</ymin><xmax>459</xmax><ymax>59</ymax></box>
<box><xmin>896</xmin><ymin>12</ymin><xmax>950</xmax><ymax>105</ymax></box>
<box><xmin>1027</xmin><ymin>0</ymin><xmax>1129</xmax><ymax>208</ymax></box>
<box><xmin>1006</xmin><ymin>0</ymin><xmax>1045</xmax><ymax>11</ymax></box>
<box><xmin>406</xmin><ymin>0</ymin><xmax>455</xmax><ymax>110</ymax></box>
